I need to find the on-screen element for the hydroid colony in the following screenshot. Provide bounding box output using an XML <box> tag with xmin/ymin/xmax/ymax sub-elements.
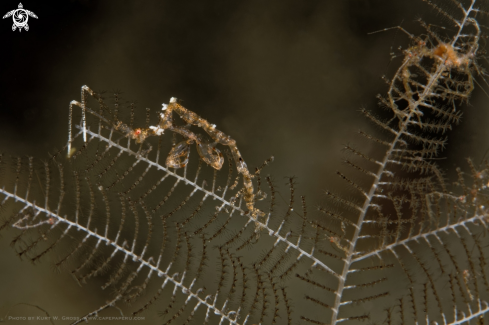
<box><xmin>1</xmin><ymin>0</ymin><xmax>489</xmax><ymax>324</ymax></box>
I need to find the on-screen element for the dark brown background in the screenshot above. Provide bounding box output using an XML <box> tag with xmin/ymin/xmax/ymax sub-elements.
<box><xmin>0</xmin><ymin>0</ymin><xmax>487</xmax><ymax>324</ymax></box>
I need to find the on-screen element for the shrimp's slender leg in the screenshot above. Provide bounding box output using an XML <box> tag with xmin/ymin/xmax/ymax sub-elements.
<box><xmin>67</xmin><ymin>85</ymin><xmax>95</xmax><ymax>157</ymax></box>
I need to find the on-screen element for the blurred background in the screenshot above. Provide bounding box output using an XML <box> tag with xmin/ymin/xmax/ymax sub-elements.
<box><xmin>0</xmin><ymin>0</ymin><xmax>488</xmax><ymax>324</ymax></box>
